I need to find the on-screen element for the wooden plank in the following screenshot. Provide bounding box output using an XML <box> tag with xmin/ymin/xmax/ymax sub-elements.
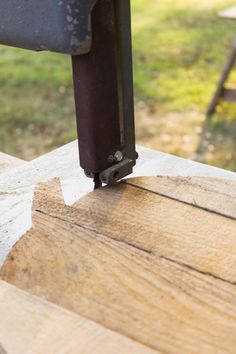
<box><xmin>0</xmin><ymin>280</ymin><xmax>155</xmax><ymax>354</ymax></box>
<box><xmin>1</xmin><ymin>141</ymin><xmax>235</xmax><ymax>269</ymax></box>
<box><xmin>0</xmin><ymin>152</ymin><xmax>26</xmax><ymax>174</ymax></box>
<box><xmin>18</xmin><ymin>177</ymin><xmax>236</xmax><ymax>282</ymax></box>
<box><xmin>125</xmin><ymin>176</ymin><xmax>236</xmax><ymax>220</ymax></box>
<box><xmin>1</xmin><ymin>177</ymin><xmax>236</xmax><ymax>353</ymax></box>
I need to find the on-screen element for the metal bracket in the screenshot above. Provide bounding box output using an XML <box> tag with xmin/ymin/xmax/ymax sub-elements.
<box><xmin>99</xmin><ymin>158</ymin><xmax>134</xmax><ymax>185</ymax></box>
<box><xmin>72</xmin><ymin>0</ymin><xmax>137</xmax><ymax>184</ymax></box>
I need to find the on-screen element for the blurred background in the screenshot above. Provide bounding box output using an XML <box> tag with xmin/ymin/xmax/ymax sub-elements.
<box><xmin>1</xmin><ymin>0</ymin><xmax>236</xmax><ymax>171</ymax></box>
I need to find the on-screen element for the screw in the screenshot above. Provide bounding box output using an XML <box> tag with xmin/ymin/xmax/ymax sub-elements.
<box><xmin>114</xmin><ymin>151</ymin><xmax>123</xmax><ymax>162</ymax></box>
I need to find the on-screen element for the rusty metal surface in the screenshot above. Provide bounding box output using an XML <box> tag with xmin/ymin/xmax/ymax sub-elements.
<box><xmin>115</xmin><ymin>0</ymin><xmax>136</xmax><ymax>164</ymax></box>
<box><xmin>0</xmin><ymin>0</ymin><xmax>96</xmax><ymax>54</ymax></box>
<box><xmin>72</xmin><ymin>0</ymin><xmax>137</xmax><ymax>183</ymax></box>
<box><xmin>72</xmin><ymin>0</ymin><xmax>122</xmax><ymax>174</ymax></box>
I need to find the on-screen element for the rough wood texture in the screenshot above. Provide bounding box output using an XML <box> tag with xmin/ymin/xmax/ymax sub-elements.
<box><xmin>127</xmin><ymin>176</ymin><xmax>236</xmax><ymax>220</ymax></box>
<box><xmin>1</xmin><ymin>141</ymin><xmax>235</xmax><ymax>268</ymax></box>
<box><xmin>0</xmin><ymin>280</ymin><xmax>155</xmax><ymax>354</ymax></box>
<box><xmin>0</xmin><ymin>152</ymin><xmax>26</xmax><ymax>174</ymax></box>
<box><xmin>1</xmin><ymin>176</ymin><xmax>236</xmax><ymax>353</ymax></box>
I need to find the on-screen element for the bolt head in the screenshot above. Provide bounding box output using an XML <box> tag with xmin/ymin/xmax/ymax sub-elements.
<box><xmin>114</xmin><ymin>151</ymin><xmax>123</xmax><ymax>162</ymax></box>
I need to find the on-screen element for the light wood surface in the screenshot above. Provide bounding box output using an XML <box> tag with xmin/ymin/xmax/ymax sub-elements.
<box><xmin>1</xmin><ymin>141</ymin><xmax>235</xmax><ymax>268</ymax></box>
<box><xmin>1</xmin><ymin>176</ymin><xmax>236</xmax><ymax>354</ymax></box>
<box><xmin>219</xmin><ymin>6</ymin><xmax>236</xmax><ymax>19</ymax></box>
<box><xmin>0</xmin><ymin>280</ymin><xmax>156</xmax><ymax>354</ymax></box>
<box><xmin>127</xmin><ymin>176</ymin><xmax>236</xmax><ymax>220</ymax></box>
<box><xmin>0</xmin><ymin>152</ymin><xmax>26</xmax><ymax>175</ymax></box>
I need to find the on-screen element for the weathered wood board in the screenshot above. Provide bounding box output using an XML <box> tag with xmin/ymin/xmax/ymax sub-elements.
<box><xmin>0</xmin><ymin>280</ymin><xmax>155</xmax><ymax>354</ymax></box>
<box><xmin>0</xmin><ymin>152</ymin><xmax>26</xmax><ymax>175</ymax></box>
<box><xmin>1</xmin><ymin>176</ymin><xmax>236</xmax><ymax>354</ymax></box>
<box><xmin>1</xmin><ymin>141</ymin><xmax>235</xmax><ymax>268</ymax></box>
<box><xmin>127</xmin><ymin>176</ymin><xmax>236</xmax><ymax>220</ymax></box>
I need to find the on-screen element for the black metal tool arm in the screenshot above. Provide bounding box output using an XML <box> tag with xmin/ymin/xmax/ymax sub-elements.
<box><xmin>0</xmin><ymin>0</ymin><xmax>137</xmax><ymax>186</ymax></box>
<box><xmin>0</xmin><ymin>0</ymin><xmax>96</xmax><ymax>55</ymax></box>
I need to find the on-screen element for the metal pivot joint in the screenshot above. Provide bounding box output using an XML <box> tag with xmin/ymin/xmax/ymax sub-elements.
<box><xmin>72</xmin><ymin>0</ymin><xmax>137</xmax><ymax>185</ymax></box>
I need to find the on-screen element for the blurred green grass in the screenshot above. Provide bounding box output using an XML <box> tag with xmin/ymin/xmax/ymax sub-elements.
<box><xmin>0</xmin><ymin>0</ymin><xmax>236</xmax><ymax>170</ymax></box>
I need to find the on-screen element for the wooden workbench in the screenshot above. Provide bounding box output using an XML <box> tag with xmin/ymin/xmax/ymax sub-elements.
<box><xmin>0</xmin><ymin>142</ymin><xmax>236</xmax><ymax>354</ymax></box>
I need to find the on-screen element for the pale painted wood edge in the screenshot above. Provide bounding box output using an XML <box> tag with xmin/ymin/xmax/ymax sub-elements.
<box><xmin>125</xmin><ymin>176</ymin><xmax>236</xmax><ymax>220</ymax></box>
<box><xmin>0</xmin><ymin>280</ymin><xmax>157</xmax><ymax>354</ymax></box>
<box><xmin>0</xmin><ymin>152</ymin><xmax>27</xmax><ymax>175</ymax></box>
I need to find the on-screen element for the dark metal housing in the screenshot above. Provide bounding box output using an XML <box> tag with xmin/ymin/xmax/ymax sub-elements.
<box><xmin>0</xmin><ymin>0</ymin><xmax>96</xmax><ymax>55</ymax></box>
<box><xmin>0</xmin><ymin>0</ymin><xmax>137</xmax><ymax>185</ymax></box>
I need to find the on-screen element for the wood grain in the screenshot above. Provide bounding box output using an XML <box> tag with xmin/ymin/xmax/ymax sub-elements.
<box><xmin>1</xmin><ymin>141</ymin><xmax>235</xmax><ymax>268</ymax></box>
<box><xmin>126</xmin><ymin>176</ymin><xmax>236</xmax><ymax>220</ymax></box>
<box><xmin>1</xmin><ymin>177</ymin><xmax>236</xmax><ymax>353</ymax></box>
<box><xmin>0</xmin><ymin>280</ymin><xmax>155</xmax><ymax>354</ymax></box>
<box><xmin>12</xmin><ymin>176</ymin><xmax>236</xmax><ymax>282</ymax></box>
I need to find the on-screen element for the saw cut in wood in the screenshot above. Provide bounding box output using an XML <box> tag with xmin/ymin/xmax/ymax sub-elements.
<box><xmin>1</xmin><ymin>176</ymin><xmax>236</xmax><ymax>353</ymax></box>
